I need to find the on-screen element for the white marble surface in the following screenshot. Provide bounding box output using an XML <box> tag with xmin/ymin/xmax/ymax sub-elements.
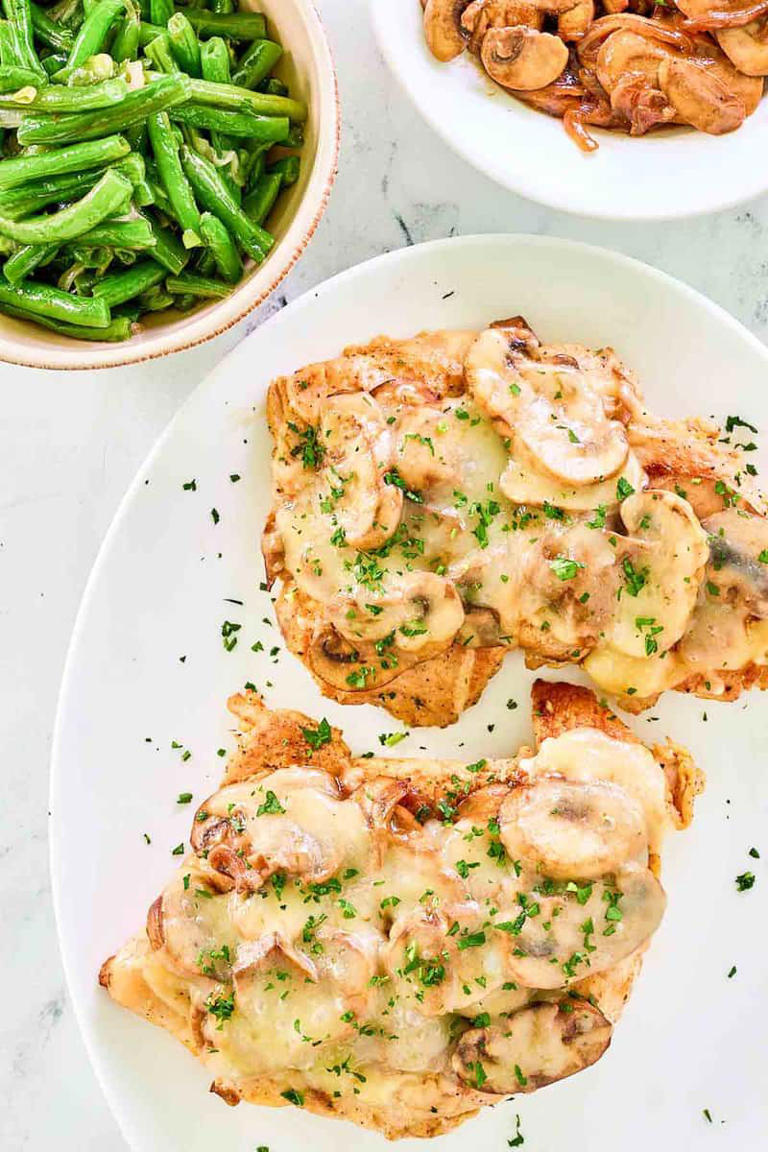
<box><xmin>3</xmin><ymin>2</ymin><xmax>768</xmax><ymax>1148</ymax></box>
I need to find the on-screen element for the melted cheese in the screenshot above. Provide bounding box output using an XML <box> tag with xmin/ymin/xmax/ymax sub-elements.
<box><xmin>111</xmin><ymin>733</ymin><xmax>679</xmax><ymax>1122</ymax></box>
<box><xmin>268</xmin><ymin>327</ymin><xmax>768</xmax><ymax>703</ymax></box>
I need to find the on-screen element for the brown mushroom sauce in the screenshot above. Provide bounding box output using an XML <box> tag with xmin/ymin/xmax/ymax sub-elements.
<box><xmin>421</xmin><ymin>0</ymin><xmax>768</xmax><ymax>150</ymax></box>
<box><xmin>101</xmin><ymin>692</ymin><xmax>693</xmax><ymax>1135</ymax></box>
<box><xmin>265</xmin><ymin>317</ymin><xmax>768</xmax><ymax>716</ymax></box>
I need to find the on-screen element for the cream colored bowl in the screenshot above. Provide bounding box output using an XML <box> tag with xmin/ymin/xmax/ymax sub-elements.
<box><xmin>0</xmin><ymin>0</ymin><xmax>339</xmax><ymax>369</ymax></box>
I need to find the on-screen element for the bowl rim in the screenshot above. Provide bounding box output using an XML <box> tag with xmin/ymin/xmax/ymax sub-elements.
<box><xmin>0</xmin><ymin>0</ymin><xmax>340</xmax><ymax>372</ymax></box>
<box><xmin>370</xmin><ymin>0</ymin><xmax>768</xmax><ymax>222</ymax></box>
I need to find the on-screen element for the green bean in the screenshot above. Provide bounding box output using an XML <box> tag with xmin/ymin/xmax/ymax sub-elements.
<box><xmin>0</xmin><ymin>132</ymin><xmax>129</xmax><ymax>189</ymax></box>
<box><xmin>242</xmin><ymin>170</ymin><xmax>280</xmax><ymax>226</ymax></box>
<box><xmin>92</xmin><ymin>257</ymin><xmax>165</xmax><ymax>306</ymax></box>
<box><xmin>261</xmin><ymin>77</ymin><xmax>288</xmax><ymax>97</ymax></box>
<box><xmin>144</xmin><ymin>31</ymin><xmax>177</xmax><ymax>73</ymax></box>
<box><xmin>0</xmin><ymin>277</ymin><xmax>110</xmax><ymax>326</ymax></box>
<box><xmin>181</xmin><ymin>144</ymin><xmax>272</xmax><ymax>262</ymax></box>
<box><xmin>149</xmin><ymin>0</ymin><xmax>172</xmax><ymax>25</ymax></box>
<box><xmin>166</xmin><ymin>272</ymin><xmax>227</xmax><ymax>298</ymax></box>
<box><xmin>188</xmin><ymin>76</ymin><xmax>306</xmax><ymax>121</ymax></box>
<box><xmin>142</xmin><ymin>215</ymin><xmax>188</xmax><ymax>273</ymax></box>
<box><xmin>0</xmin><ymin>76</ymin><xmax>128</xmax><ymax>110</ymax></box>
<box><xmin>210</xmin><ymin>0</ymin><xmax>234</xmax><ymax>13</ymax></box>
<box><xmin>200</xmin><ymin>35</ymin><xmax>230</xmax><ymax>84</ymax></box>
<box><xmin>167</xmin><ymin>11</ymin><xmax>201</xmax><ymax>77</ymax></box>
<box><xmin>0</xmin><ymin>168</ymin><xmax>132</xmax><ymax>245</ymax></box>
<box><xmin>169</xmin><ymin>104</ymin><xmax>289</xmax><ymax>141</ymax></box>
<box><xmin>199</xmin><ymin>36</ymin><xmax>228</xmax><ymax>83</ymax></box>
<box><xmin>0</xmin><ymin>301</ymin><xmax>131</xmax><ymax>339</ymax></box>
<box><xmin>283</xmin><ymin>122</ymin><xmax>303</xmax><ymax>148</ymax></box>
<box><xmin>30</xmin><ymin>3</ymin><xmax>74</xmax><ymax>51</ymax></box>
<box><xmin>184</xmin><ymin>11</ymin><xmax>266</xmax><ymax>40</ymax></box>
<box><xmin>76</xmin><ymin>217</ymin><xmax>156</xmax><ymax>249</ymax></box>
<box><xmin>137</xmin><ymin>20</ymin><xmax>163</xmax><ymax>46</ymax></box>
<box><xmin>57</xmin><ymin>0</ymin><xmax>124</xmax><ymax>78</ymax></box>
<box><xmin>111</xmin><ymin>10</ymin><xmax>140</xmax><ymax>63</ymax></box>
<box><xmin>2</xmin><ymin>0</ymin><xmax>45</xmax><ymax>78</ymax></box>
<box><xmin>231</xmin><ymin>39</ymin><xmax>281</xmax><ymax>90</ymax></box>
<box><xmin>0</xmin><ymin>23</ymin><xmax>16</xmax><ymax>67</ymax></box>
<box><xmin>147</xmin><ymin>109</ymin><xmax>201</xmax><ymax>236</ymax></box>
<box><xmin>135</xmin><ymin>284</ymin><xmax>172</xmax><ymax>311</ymax></box>
<box><xmin>268</xmin><ymin>154</ymin><xmax>300</xmax><ymax>186</ymax></box>
<box><xmin>41</xmin><ymin>53</ymin><xmax>67</xmax><ymax>75</ymax></box>
<box><xmin>0</xmin><ymin>66</ymin><xmax>42</xmax><ymax>91</ymax></box>
<box><xmin>199</xmin><ymin>211</ymin><xmax>240</xmax><ymax>282</ymax></box>
<box><xmin>17</xmin><ymin>72</ymin><xmax>192</xmax><ymax>143</ymax></box>
<box><xmin>3</xmin><ymin>240</ymin><xmax>58</xmax><ymax>283</ymax></box>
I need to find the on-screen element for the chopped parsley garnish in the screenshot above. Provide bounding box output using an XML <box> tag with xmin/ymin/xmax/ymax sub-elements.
<box><xmin>550</xmin><ymin>556</ymin><xmax>585</xmax><ymax>581</ymax></box>
<box><xmin>256</xmin><ymin>790</ymin><xmax>286</xmax><ymax>817</ymax></box>
<box><xmin>587</xmin><ymin>504</ymin><xmax>607</xmax><ymax>530</ymax></box>
<box><xmin>177</xmin><ymin>792</ymin><xmax>193</xmax><ymax>804</ymax></box>
<box><xmin>288</xmin><ymin>422</ymin><xmax>325</xmax><ymax>470</ymax></box>
<box><xmin>621</xmin><ymin>557</ymin><xmax>647</xmax><ymax>597</ymax></box>
<box><xmin>735</xmin><ymin>871</ymin><xmax>756</xmax><ymax>891</ymax></box>
<box><xmin>383</xmin><ymin>469</ymin><xmax>423</xmax><ymax>503</ymax></box>
<box><xmin>616</xmin><ymin>477</ymin><xmax>635</xmax><ymax>500</ymax></box>
<box><xmin>205</xmin><ymin>992</ymin><xmax>235</xmax><ymax>1025</ymax></box>
<box><xmin>302</xmin><ymin>718</ymin><xmax>332</xmax><ymax>750</ymax></box>
<box><xmin>280</xmin><ymin>1088</ymin><xmax>304</xmax><ymax>1107</ymax></box>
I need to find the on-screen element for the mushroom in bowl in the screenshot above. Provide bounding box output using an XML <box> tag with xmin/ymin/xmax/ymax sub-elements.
<box><xmin>420</xmin><ymin>0</ymin><xmax>767</xmax><ymax>151</ymax></box>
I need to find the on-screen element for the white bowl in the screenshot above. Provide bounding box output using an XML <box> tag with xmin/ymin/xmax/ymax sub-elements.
<box><xmin>0</xmin><ymin>0</ymin><xmax>339</xmax><ymax>370</ymax></box>
<box><xmin>371</xmin><ymin>0</ymin><xmax>768</xmax><ymax>220</ymax></box>
<box><xmin>52</xmin><ymin>234</ymin><xmax>768</xmax><ymax>1152</ymax></box>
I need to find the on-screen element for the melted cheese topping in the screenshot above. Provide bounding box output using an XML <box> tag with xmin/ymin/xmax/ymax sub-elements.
<box><xmin>268</xmin><ymin>326</ymin><xmax>768</xmax><ymax>705</ymax></box>
<box><xmin>118</xmin><ymin>730</ymin><xmax>676</xmax><ymax>1116</ymax></box>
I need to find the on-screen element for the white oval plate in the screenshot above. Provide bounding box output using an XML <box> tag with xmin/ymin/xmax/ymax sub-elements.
<box><xmin>52</xmin><ymin>235</ymin><xmax>768</xmax><ymax>1151</ymax></box>
<box><xmin>371</xmin><ymin>0</ymin><xmax>768</xmax><ymax>220</ymax></box>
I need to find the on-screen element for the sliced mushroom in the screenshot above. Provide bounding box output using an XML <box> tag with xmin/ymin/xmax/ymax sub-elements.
<box><xmin>424</xmin><ymin>0</ymin><xmax>470</xmax><ymax>61</ymax></box>
<box><xmin>674</xmin><ymin>0</ymin><xmax>768</xmax><ymax>29</ymax></box>
<box><xmin>330</xmin><ymin>570</ymin><xmax>465</xmax><ymax>654</ymax></box>
<box><xmin>319</xmin><ymin>392</ymin><xmax>402</xmax><ymax>551</ymax></box>
<box><xmin>481</xmin><ymin>26</ymin><xmax>569</xmax><ymax>91</ymax></box>
<box><xmin>461</xmin><ymin>0</ymin><xmax>545</xmax><ymax>52</ymax></box>
<box><xmin>658</xmin><ymin>56</ymin><xmax>746</xmax><ymax>134</ymax></box>
<box><xmin>499</xmin><ymin>437</ymin><xmax>646</xmax><ymax>510</ymax></box>
<box><xmin>502</xmin><ymin>867</ymin><xmax>666</xmax><ymax>989</ymax></box>
<box><xmin>452</xmin><ymin>1000</ymin><xmax>612</xmax><ymax>1093</ymax></box>
<box><xmin>150</xmin><ymin>868</ymin><xmax>237</xmax><ymax>979</ymax></box>
<box><xmin>393</xmin><ymin>406</ymin><xmax>459</xmax><ymax>489</ymax></box>
<box><xmin>499</xmin><ymin>779</ymin><xmax>649</xmax><ymax>880</ymax></box>
<box><xmin>703</xmin><ymin>508</ymin><xmax>768</xmax><ymax>615</ymax></box>
<box><xmin>384</xmin><ymin>903</ymin><xmax>511</xmax><ymax>1015</ymax></box>
<box><xmin>607</xmin><ymin>489</ymin><xmax>709</xmax><ymax>659</ymax></box>
<box><xmin>595</xmin><ymin>31</ymin><xmax>671</xmax><ymax>96</ymax></box>
<box><xmin>519</xmin><ymin>726</ymin><xmax>676</xmax><ymax>855</ymax></box>
<box><xmin>192</xmin><ymin>771</ymin><xmax>371</xmax><ymax>886</ymax></box>
<box><xmin>559</xmin><ymin>0</ymin><xmax>595</xmax><ymax>41</ymax></box>
<box><xmin>465</xmin><ymin>326</ymin><xmax>629</xmax><ymax>488</ymax></box>
<box><xmin>578</xmin><ymin>15</ymin><xmax>695</xmax><ymax>72</ymax></box>
<box><xmin>717</xmin><ymin>19</ymin><xmax>768</xmax><ymax>74</ymax></box>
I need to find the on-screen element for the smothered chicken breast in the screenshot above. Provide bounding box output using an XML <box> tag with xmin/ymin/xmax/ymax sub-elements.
<box><xmin>101</xmin><ymin>681</ymin><xmax>702</xmax><ymax>1139</ymax></box>
<box><xmin>263</xmin><ymin>316</ymin><xmax>768</xmax><ymax>725</ymax></box>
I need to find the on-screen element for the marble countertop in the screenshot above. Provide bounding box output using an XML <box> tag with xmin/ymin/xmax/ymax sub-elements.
<box><xmin>3</xmin><ymin>1</ymin><xmax>768</xmax><ymax>1147</ymax></box>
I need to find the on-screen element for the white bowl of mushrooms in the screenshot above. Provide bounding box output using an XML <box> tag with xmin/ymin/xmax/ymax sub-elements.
<box><xmin>371</xmin><ymin>0</ymin><xmax>768</xmax><ymax>220</ymax></box>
